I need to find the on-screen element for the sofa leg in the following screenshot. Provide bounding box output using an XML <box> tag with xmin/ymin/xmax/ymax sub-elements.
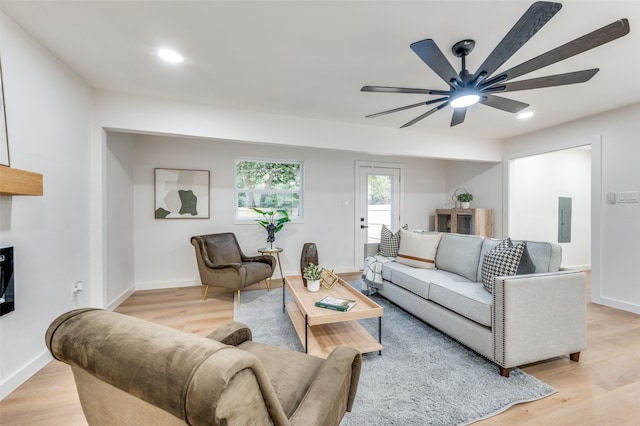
<box><xmin>499</xmin><ymin>367</ymin><xmax>510</xmax><ymax>378</ymax></box>
<box><xmin>237</xmin><ymin>290</ymin><xmax>241</xmax><ymax>306</ymax></box>
<box><xmin>570</xmin><ymin>352</ymin><xmax>581</xmax><ymax>362</ymax></box>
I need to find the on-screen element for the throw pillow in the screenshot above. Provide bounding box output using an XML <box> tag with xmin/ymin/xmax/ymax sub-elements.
<box><xmin>481</xmin><ymin>238</ymin><xmax>526</xmax><ymax>293</ymax></box>
<box><xmin>516</xmin><ymin>242</ymin><xmax>536</xmax><ymax>275</ymax></box>
<box><xmin>397</xmin><ymin>230</ymin><xmax>442</xmax><ymax>269</ymax></box>
<box><xmin>378</xmin><ymin>224</ymin><xmax>407</xmax><ymax>257</ymax></box>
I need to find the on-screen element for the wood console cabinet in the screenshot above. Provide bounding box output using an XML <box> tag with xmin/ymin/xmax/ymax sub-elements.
<box><xmin>435</xmin><ymin>208</ymin><xmax>493</xmax><ymax>237</ymax></box>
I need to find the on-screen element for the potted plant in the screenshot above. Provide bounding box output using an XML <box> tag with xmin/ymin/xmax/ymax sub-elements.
<box><xmin>457</xmin><ymin>192</ymin><xmax>473</xmax><ymax>209</ymax></box>
<box><xmin>251</xmin><ymin>208</ymin><xmax>291</xmax><ymax>249</ymax></box>
<box><xmin>303</xmin><ymin>263</ymin><xmax>323</xmax><ymax>292</ymax></box>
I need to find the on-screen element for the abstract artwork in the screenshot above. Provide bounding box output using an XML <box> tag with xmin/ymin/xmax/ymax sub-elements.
<box><xmin>154</xmin><ymin>168</ymin><xmax>210</xmax><ymax>219</ymax></box>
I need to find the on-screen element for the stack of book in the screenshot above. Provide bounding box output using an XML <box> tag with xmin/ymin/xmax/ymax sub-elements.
<box><xmin>315</xmin><ymin>296</ymin><xmax>356</xmax><ymax>312</ymax></box>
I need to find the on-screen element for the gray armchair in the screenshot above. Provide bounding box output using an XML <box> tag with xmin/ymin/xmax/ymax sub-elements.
<box><xmin>46</xmin><ymin>309</ymin><xmax>362</xmax><ymax>426</ymax></box>
<box><xmin>191</xmin><ymin>233</ymin><xmax>275</xmax><ymax>304</ymax></box>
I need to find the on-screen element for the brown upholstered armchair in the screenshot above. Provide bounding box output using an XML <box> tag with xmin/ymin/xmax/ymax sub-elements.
<box><xmin>191</xmin><ymin>233</ymin><xmax>276</xmax><ymax>304</ymax></box>
<box><xmin>46</xmin><ymin>309</ymin><xmax>362</xmax><ymax>426</ymax></box>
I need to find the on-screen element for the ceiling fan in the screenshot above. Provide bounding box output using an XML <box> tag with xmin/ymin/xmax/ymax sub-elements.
<box><xmin>361</xmin><ymin>1</ymin><xmax>630</xmax><ymax>128</ymax></box>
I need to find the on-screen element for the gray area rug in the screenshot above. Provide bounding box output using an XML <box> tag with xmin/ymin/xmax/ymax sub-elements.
<box><xmin>235</xmin><ymin>282</ymin><xmax>556</xmax><ymax>425</ymax></box>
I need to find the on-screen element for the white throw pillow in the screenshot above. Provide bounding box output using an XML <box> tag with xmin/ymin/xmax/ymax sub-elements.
<box><xmin>396</xmin><ymin>230</ymin><xmax>442</xmax><ymax>269</ymax></box>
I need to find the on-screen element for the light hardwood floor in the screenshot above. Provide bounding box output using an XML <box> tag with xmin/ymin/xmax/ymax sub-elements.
<box><xmin>2</xmin><ymin>273</ymin><xmax>640</xmax><ymax>425</ymax></box>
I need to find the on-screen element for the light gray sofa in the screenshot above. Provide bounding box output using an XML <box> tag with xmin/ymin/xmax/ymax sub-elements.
<box><xmin>365</xmin><ymin>232</ymin><xmax>587</xmax><ymax>377</ymax></box>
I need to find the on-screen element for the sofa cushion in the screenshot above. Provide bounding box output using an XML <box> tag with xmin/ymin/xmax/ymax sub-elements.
<box><xmin>396</xmin><ymin>230</ymin><xmax>442</xmax><ymax>269</ymax></box>
<box><xmin>481</xmin><ymin>238</ymin><xmax>525</xmax><ymax>293</ymax></box>
<box><xmin>428</xmin><ymin>281</ymin><xmax>493</xmax><ymax>327</ymax></box>
<box><xmin>435</xmin><ymin>233</ymin><xmax>484</xmax><ymax>281</ymax></box>
<box><xmin>386</xmin><ymin>263</ymin><xmax>471</xmax><ymax>300</ymax></box>
<box><xmin>378</xmin><ymin>224</ymin><xmax>407</xmax><ymax>257</ymax></box>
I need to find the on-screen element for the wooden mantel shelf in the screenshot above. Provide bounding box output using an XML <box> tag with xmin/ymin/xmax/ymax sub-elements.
<box><xmin>0</xmin><ymin>166</ymin><xmax>43</xmax><ymax>196</ymax></box>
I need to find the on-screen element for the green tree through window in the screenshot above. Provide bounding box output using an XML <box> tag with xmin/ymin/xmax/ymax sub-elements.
<box><xmin>368</xmin><ymin>175</ymin><xmax>391</xmax><ymax>205</ymax></box>
<box><xmin>236</xmin><ymin>159</ymin><xmax>302</xmax><ymax>219</ymax></box>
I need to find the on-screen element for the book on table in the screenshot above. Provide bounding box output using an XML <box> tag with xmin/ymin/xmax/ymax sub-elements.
<box><xmin>315</xmin><ymin>296</ymin><xmax>357</xmax><ymax>312</ymax></box>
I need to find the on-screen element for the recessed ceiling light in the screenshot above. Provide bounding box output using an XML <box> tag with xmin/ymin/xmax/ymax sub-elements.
<box><xmin>157</xmin><ymin>48</ymin><xmax>184</xmax><ymax>63</ymax></box>
<box><xmin>517</xmin><ymin>111</ymin><xmax>534</xmax><ymax>119</ymax></box>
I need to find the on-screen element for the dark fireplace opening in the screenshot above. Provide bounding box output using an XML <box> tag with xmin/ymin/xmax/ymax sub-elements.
<box><xmin>1</xmin><ymin>246</ymin><xmax>14</xmax><ymax>317</ymax></box>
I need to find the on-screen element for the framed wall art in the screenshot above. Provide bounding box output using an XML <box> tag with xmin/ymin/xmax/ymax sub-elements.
<box><xmin>1</xmin><ymin>59</ymin><xmax>10</xmax><ymax>167</ymax></box>
<box><xmin>154</xmin><ymin>168</ymin><xmax>210</xmax><ymax>219</ymax></box>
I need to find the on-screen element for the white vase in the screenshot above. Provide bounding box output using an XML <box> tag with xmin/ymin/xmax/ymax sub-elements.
<box><xmin>460</xmin><ymin>202</ymin><xmax>470</xmax><ymax>209</ymax></box>
<box><xmin>307</xmin><ymin>280</ymin><xmax>321</xmax><ymax>292</ymax></box>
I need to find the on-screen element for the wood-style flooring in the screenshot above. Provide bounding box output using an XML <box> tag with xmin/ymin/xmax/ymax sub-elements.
<box><xmin>2</xmin><ymin>273</ymin><xmax>640</xmax><ymax>425</ymax></box>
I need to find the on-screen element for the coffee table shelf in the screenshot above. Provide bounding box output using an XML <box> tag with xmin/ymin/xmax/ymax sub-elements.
<box><xmin>284</xmin><ymin>275</ymin><xmax>383</xmax><ymax>358</ymax></box>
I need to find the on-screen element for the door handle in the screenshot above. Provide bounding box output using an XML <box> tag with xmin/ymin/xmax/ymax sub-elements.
<box><xmin>361</xmin><ymin>225</ymin><xmax>369</xmax><ymax>229</ymax></box>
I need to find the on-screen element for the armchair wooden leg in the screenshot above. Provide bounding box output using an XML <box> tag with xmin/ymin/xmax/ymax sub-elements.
<box><xmin>202</xmin><ymin>285</ymin><xmax>209</xmax><ymax>301</ymax></box>
<box><xmin>570</xmin><ymin>352</ymin><xmax>581</xmax><ymax>362</ymax></box>
<box><xmin>499</xmin><ymin>367</ymin><xmax>510</xmax><ymax>377</ymax></box>
<box><xmin>237</xmin><ymin>290</ymin><xmax>241</xmax><ymax>306</ymax></box>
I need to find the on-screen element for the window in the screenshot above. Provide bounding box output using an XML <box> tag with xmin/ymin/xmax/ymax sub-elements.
<box><xmin>236</xmin><ymin>159</ymin><xmax>303</xmax><ymax>220</ymax></box>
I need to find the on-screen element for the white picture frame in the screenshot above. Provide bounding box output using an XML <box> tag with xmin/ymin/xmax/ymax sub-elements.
<box><xmin>154</xmin><ymin>168</ymin><xmax>210</xmax><ymax>219</ymax></box>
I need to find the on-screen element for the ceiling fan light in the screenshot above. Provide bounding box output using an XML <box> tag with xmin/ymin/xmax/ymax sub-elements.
<box><xmin>450</xmin><ymin>93</ymin><xmax>480</xmax><ymax>108</ymax></box>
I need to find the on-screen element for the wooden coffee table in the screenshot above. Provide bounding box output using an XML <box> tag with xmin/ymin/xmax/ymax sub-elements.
<box><xmin>283</xmin><ymin>275</ymin><xmax>383</xmax><ymax>358</ymax></box>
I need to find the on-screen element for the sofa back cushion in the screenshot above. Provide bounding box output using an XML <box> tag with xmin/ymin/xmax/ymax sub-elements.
<box><xmin>476</xmin><ymin>238</ymin><xmax>562</xmax><ymax>281</ymax></box>
<box><xmin>435</xmin><ymin>233</ymin><xmax>484</xmax><ymax>281</ymax></box>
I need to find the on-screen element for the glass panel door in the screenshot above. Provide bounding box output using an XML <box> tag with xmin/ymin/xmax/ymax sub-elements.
<box><xmin>356</xmin><ymin>165</ymin><xmax>400</xmax><ymax>269</ymax></box>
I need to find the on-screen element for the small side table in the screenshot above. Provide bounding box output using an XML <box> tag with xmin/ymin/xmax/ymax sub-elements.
<box><xmin>257</xmin><ymin>247</ymin><xmax>284</xmax><ymax>291</ymax></box>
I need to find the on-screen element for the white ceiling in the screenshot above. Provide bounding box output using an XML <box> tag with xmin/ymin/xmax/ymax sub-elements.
<box><xmin>2</xmin><ymin>0</ymin><xmax>639</xmax><ymax>140</ymax></box>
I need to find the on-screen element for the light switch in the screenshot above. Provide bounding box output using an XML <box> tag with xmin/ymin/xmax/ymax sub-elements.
<box><xmin>617</xmin><ymin>191</ymin><xmax>639</xmax><ymax>203</ymax></box>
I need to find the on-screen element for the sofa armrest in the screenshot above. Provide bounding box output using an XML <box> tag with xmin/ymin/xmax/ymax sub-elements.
<box><xmin>492</xmin><ymin>270</ymin><xmax>587</xmax><ymax>369</ymax></box>
<box><xmin>206</xmin><ymin>321</ymin><xmax>253</xmax><ymax>346</ymax></box>
<box><xmin>241</xmin><ymin>254</ymin><xmax>276</xmax><ymax>267</ymax></box>
<box><xmin>365</xmin><ymin>243</ymin><xmax>380</xmax><ymax>259</ymax></box>
<box><xmin>289</xmin><ymin>346</ymin><xmax>362</xmax><ymax>426</ymax></box>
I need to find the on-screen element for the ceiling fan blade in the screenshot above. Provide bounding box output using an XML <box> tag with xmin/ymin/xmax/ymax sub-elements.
<box><xmin>500</xmin><ymin>19</ymin><xmax>630</xmax><ymax>81</ymax></box>
<box><xmin>473</xmin><ymin>2</ymin><xmax>562</xmax><ymax>81</ymax></box>
<box><xmin>366</xmin><ymin>102</ymin><xmax>429</xmax><ymax>118</ymax></box>
<box><xmin>481</xmin><ymin>95</ymin><xmax>529</xmax><ymax>113</ymax></box>
<box><xmin>362</xmin><ymin>86</ymin><xmax>432</xmax><ymax>95</ymax></box>
<box><xmin>366</xmin><ymin>97</ymin><xmax>450</xmax><ymax>118</ymax></box>
<box><xmin>361</xmin><ymin>86</ymin><xmax>450</xmax><ymax>96</ymax></box>
<box><xmin>450</xmin><ymin>108</ymin><xmax>467</xmax><ymax>127</ymax></box>
<box><xmin>500</xmin><ymin>68</ymin><xmax>599</xmax><ymax>92</ymax></box>
<box><xmin>400</xmin><ymin>102</ymin><xmax>449</xmax><ymax>128</ymax></box>
<box><xmin>410</xmin><ymin>39</ymin><xmax>459</xmax><ymax>86</ymax></box>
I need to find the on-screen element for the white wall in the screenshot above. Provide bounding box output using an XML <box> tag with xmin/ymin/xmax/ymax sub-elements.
<box><xmin>0</xmin><ymin>14</ymin><xmax>92</xmax><ymax>398</ymax></box>
<box><xmin>444</xmin><ymin>161</ymin><xmax>504</xmax><ymax>238</ymax></box>
<box><xmin>505</xmin><ymin>103</ymin><xmax>640</xmax><ymax>314</ymax></box>
<box><xmin>126</xmin><ymin>134</ymin><xmax>448</xmax><ymax>291</ymax></box>
<box><xmin>106</xmin><ymin>132</ymin><xmax>136</xmax><ymax>308</ymax></box>
<box><xmin>509</xmin><ymin>147</ymin><xmax>591</xmax><ymax>269</ymax></box>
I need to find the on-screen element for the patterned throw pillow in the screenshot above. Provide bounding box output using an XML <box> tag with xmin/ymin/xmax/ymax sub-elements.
<box><xmin>378</xmin><ymin>224</ymin><xmax>407</xmax><ymax>257</ymax></box>
<box><xmin>481</xmin><ymin>238</ymin><xmax>526</xmax><ymax>293</ymax></box>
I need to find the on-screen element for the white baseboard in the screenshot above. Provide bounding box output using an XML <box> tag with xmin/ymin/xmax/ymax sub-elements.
<box><xmin>106</xmin><ymin>285</ymin><xmax>136</xmax><ymax>311</ymax></box>
<box><xmin>135</xmin><ymin>279</ymin><xmax>199</xmax><ymax>291</ymax></box>
<box><xmin>0</xmin><ymin>350</ymin><xmax>52</xmax><ymax>400</ymax></box>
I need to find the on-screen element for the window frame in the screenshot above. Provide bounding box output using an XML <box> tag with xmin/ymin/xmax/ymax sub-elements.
<box><xmin>234</xmin><ymin>157</ymin><xmax>304</xmax><ymax>223</ymax></box>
